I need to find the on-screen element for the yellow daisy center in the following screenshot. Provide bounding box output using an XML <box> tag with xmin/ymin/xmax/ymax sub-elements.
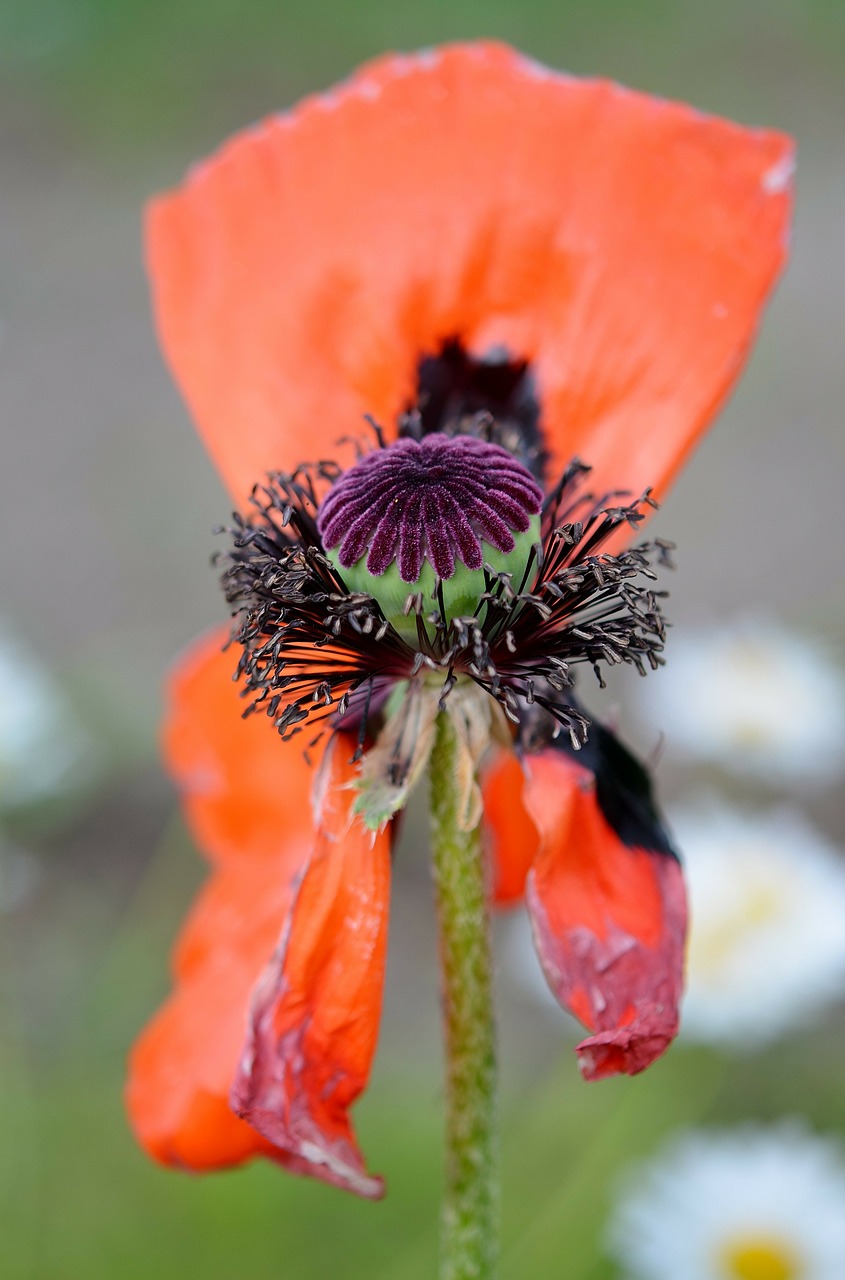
<box><xmin>690</xmin><ymin>879</ymin><xmax>785</xmax><ymax>979</ymax></box>
<box><xmin>720</xmin><ymin>1235</ymin><xmax>802</xmax><ymax>1280</ymax></box>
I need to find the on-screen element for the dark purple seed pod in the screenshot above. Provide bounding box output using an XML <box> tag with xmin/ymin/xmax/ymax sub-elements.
<box><xmin>317</xmin><ymin>433</ymin><xmax>544</xmax><ymax>582</ymax></box>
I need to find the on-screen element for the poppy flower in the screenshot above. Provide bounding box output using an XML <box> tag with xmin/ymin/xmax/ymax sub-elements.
<box><xmin>127</xmin><ymin>41</ymin><xmax>793</xmax><ymax>1197</ymax></box>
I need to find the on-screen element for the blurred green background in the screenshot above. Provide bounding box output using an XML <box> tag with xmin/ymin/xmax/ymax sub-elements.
<box><xmin>2</xmin><ymin>2</ymin><xmax>845</xmax><ymax>1277</ymax></box>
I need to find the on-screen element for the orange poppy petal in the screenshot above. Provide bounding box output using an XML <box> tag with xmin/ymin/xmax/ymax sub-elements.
<box><xmin>163</xmin><ymin>627</ymin><xmax>320</xmax><ymax>867</ymax></box>
<box><xmin>523</xmin><ymin>751</ymin><xmax>686</xmax><ymax>1079</ymax></box>
<box><xmin>129</xmin><ymin>626</ymin><xmax>323</xmax><ymax>1167</ymax></box>
<box><xmin>128</xmin><ymin>733</ymin><xmax>387</xmax><ymax>1179</ymax></box>
<box><xmin>126</xmin><ymin>858</ymin><xmax>294</xmax><ymax>1169</ymax></box>
<box><xmin>230</xmin><ymin>736</ymin><xmax>391</xmax><ymax>1199</ymax></box>
<box><xmin>481</xmin><ymin>747</ymin><xmax>540</xmax><ymax>906</ymax></box>
<box><xmin>148</xmin><ymin>41</ymin><xmax>791</xmax><ymax>508</ymax></box>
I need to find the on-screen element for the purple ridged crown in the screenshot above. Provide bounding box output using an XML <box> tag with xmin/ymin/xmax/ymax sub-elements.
<box><xmin>317</xmin><ymin>433</ymin><xmax>544</xmax><ymax>583</ymax></box>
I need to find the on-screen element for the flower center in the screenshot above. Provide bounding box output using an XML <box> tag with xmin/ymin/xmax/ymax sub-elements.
<box><xmin>217</xmin><ymin>445</ymin><xmax>669</xmax><ymax>754</ymax></box>
<box><xmin>720</xmin><ymin>1236</ymin><xmax>801</xmax><ymax>1280</ymax></box>
<box><xmin>318</xmin><ymin>433</ymin><xmax>542</xmax><ymax>580</ymax></box>
<box><xmin>317</xmin><ymin>433</ymin><xmax>542</xmax><ymax>634</ymax></box>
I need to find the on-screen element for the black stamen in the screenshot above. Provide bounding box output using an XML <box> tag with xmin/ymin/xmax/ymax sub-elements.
<box><xmin>217</xmin><ymin>452</ymin><xmax>671</xmax><ymax>751</ymax></box>
<box><xmin>409</xmin><ymin>338</ymin><xmax>546</xmax><ymax>480</ymax></box>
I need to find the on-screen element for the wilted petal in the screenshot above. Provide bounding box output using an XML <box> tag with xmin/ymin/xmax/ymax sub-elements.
<box><xmin>353</xmin><ymin>680</ymin><xmax>440</xmax><ymax>831</ymax></box>
<box><xmin>127</xmin><ymin>859</ymin><xmax>297</xmax><ymax>1170</ymax></box>
<box><xmin>231</xmin><ymin>737</ymin><xmax>392</xmax><ymax>1198</ymax></box>
<box><xmin>523</xmin><ymin>751</ymin><xmax>686</xmax><ymax>1078</ymax></box>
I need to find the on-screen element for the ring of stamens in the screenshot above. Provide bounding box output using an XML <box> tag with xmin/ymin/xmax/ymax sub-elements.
<box><xmin>216</xmin><ymin>444</ymin><xmax>672</xmax><ymax>765</ymax></box>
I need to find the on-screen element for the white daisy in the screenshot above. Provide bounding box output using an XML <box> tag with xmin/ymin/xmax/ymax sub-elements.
<box><xmin>677</xmin><ymin>803</ymin><xmax>845</xmax><ymax>1048</ymax></box>
<box><xmin>635</xmin><ymin>620</ymin><xmax>845</xmax><ymax>788</ymax></box>
<box><xmin>607</xmin><ymin>1122</ymin><xmax>845</xmax><ymax>1280</ymax></box>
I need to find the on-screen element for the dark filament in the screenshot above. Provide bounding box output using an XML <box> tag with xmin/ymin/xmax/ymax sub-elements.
<box><xmin>217</xmin><ymin>454</ymin><xmax>672</xmax><ymax>760</ymax></box>
<box><xmin>410</xmin><ymin>338</ymin><xmax>546</xmax><ymax>480</ymax></box>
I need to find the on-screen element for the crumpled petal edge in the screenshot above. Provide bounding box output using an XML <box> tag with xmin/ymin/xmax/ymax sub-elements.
<box><xmin>526</xmin><ymin>850</ymin><xmax>687</xmax><ymax>1082</ymax></box>
<box><xmin>230</xmin><ymin>918</ymin><xmax>385</xmax><ymax>1199</ymax></box>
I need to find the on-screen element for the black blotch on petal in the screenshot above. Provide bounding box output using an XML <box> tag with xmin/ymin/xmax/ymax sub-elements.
<box><xmin>556</xmin><ymin>720</ymin><xmax>678</xmax><ymax>861</ymax></box>
<box><xmin>411</xmin><ymin>338</ymin><xmax>546</xmax><ymax>481</ymax></box>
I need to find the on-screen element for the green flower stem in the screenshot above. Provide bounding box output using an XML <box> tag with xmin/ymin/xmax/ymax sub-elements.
<box><xmin>429</xmin><ymin>710</ymin><xmax>498</xmax><ymax>1280</ymax></box>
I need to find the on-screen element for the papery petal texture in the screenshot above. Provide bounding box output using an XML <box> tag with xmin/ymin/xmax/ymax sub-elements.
<box><xmin>520</xmin><ymin>752</ymin><xmax>686</xmax><ymax>1078</ymax></box>
<box><xmin>126</xmin><ymin>858</ymin><xmax>294</xmax><ymax>1169</ymax></box>
<box><xmin>128</xmin><ymin>632</ymin><xmax>386</xmax><ymax>1177</ymax></box>
<box><xmin>147</xmin><ymin>41</ymin><xmax>792</xmax><ymax>506</ymax></box>
<box><xmin>231</xmin><ymin>736</ymin><xmax>391</xmax><ymax>1199</ymax></box>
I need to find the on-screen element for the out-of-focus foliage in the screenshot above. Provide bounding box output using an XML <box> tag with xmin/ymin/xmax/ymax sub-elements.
<box><xmin>2</xmin><ymin>0</ymin><xmax>845</xmax><ymax>151</ymax></box>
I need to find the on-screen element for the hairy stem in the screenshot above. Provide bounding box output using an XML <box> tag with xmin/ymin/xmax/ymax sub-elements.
<box><xmin>429</xmin><ymin>710</ymin><xmax>498</xmax><ymax>1280</ymax></box>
